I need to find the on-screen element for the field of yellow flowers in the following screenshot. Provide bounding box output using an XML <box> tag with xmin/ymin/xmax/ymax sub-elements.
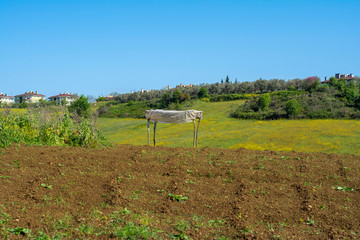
<box><xmin>96</xmin><ymin>100</ymin><xmax>360</xmax><ymax>155</ymax></box>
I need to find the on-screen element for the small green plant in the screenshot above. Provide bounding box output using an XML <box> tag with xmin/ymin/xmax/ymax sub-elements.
<box><xmin>113</xmin><ymin>222</ymin><xmax>157</xmax><ymax>239</ymax></box>
<box><xmin>185</xmin><ymin>180</ymin><xmax>195</xmax><ymax>184</ymax></box>
<box><xmin>332</xmin><ymin>186</ymin><xmax>354</xmax><ymax>192</ymax></box>
<box><xmin>208</xmin><ymin>219</ymin><xmax>225</xmax><ymax>228</ymax></box>
<box><xmin>13</xmin><ymin>160</ymin><xmax>21</xmax><ymax>168</ymax></box>
<box><xmin>256</xmin><ymin>165</ymin><xmax>265</xmax><ymax>170</ymax></box>
<box><xmin>172</xmin><ymin>220</ymin><xmax>190</xmax><ymax>240</ymax></box>
<box><xmin>41</xmin><ymin>183</ymin><xmax>53</xmax><ymax>189</ymax></box>
<box><xmin>168</xmin><ymin>193</ymin><xmax>188</xmax><ymax>202</ymax></box>
<box><xmin>306</xmin><ymin>217</ymin><xmax>316</xmax><ymax>226</ymax></box>
<box><xmin>77</xmin><ymin>224</ymin><xmax>95</xmax><ymax>235</ymax></box>
<box><xmin>35</xmin><ymin>231</ymin><xmax>52</xmax><ymax>240</ymax></box>
<box><xmin>118</xmin><ymin>208</ymin><xmax>131</xmax><ymax>215</ymax></box>
<box><xmin>319</xmin><ymin>204</ymin><xmax>326</xmax><ymax>210</ymax></box>
<box><xmin>279</xmin><ymin>219</ymin><xmax>288</xmax><ymax>227</ymax></box>
<box><xmin>8</xmin><ymin>227</ymin><xmax>31</xmax><ymax>236</ymax></box>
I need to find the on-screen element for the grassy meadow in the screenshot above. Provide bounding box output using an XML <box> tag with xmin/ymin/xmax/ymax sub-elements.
<box><xmin>96</xmin><ymin>100</ymin><xmax>360</xmax><ymax>155</ymax></box>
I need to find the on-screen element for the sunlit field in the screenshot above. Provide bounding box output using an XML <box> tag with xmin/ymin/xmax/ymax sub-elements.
<box><xmin>96</xmin><ymin>100</ymin><xmax>360</xmax><ymax>155</ymax></box>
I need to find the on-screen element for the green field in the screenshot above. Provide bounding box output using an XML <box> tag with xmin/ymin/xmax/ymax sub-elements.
<box><xmin>96</xmin><ymin>100</ymin><xmax>360</xmax><ymax>155</ymax></box>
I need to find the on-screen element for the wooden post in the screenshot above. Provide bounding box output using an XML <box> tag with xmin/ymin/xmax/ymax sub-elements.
<box><xmin>193</xmin><ymin>120</ymin><xmax>196</xmax><ymax>147</ymax></box>
<box><xmin>195</xmin><ymin>119</ymin><xmax>201</xmax><ymax>148</ymax></box>
<box><xmin>153</xmin><ymin>121</ymin><xmax>157</xmax><ymax>146</ymax></box>
<box><xmin>147</xmin><ymin>119</ymin><xmax>150</xmax><ymax>145</ymax></box>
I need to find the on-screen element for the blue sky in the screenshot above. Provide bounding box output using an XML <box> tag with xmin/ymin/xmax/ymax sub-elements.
<box><xmin>1</xmin><ymin>0</ymin><xmax>359</xmax><ymax>98</ymax></box>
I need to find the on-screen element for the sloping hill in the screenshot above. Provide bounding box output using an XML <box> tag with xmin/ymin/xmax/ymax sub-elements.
<box><xmin>96</xmin><ymin>100</ymin><xmax>360</xmax><ymax>155</ymax></box>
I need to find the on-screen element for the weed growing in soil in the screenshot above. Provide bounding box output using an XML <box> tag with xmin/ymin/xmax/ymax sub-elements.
<box><xmin>8</xmin><ymin>227</ymin><xmax>31</xmax><ymax>236</ymax></box>
<box><xmin>306</xmin><ymin>217</ymin><xmax>316</xmax><ymax>226</ymax></box>
<box><xmin>168</xmin><ymin>194</ymin><xmax>188</xmax><ymax>202</ymax></box>
<box><xmin>41</xmin><ymin>183</ymin><xmax>53</xmax><ymax>189</ymax></box>
<box><xmin>332</xmin><ymin>186</ymin><xmax>354</xmax><ymax>192</ymax></box>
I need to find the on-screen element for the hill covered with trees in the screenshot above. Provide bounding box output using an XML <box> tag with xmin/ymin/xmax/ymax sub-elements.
<box><xmin>96</xmin><ymin>76</ymin><xmax>360</xmax><ymax>119</ymax></box>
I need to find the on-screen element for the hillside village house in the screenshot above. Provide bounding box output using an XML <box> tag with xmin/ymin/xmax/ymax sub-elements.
<box><xmin>48</xmin><ymin>92</ymin><xmax>78</xmax><ymax>105</ymax></box>
<box><xmin>15</xmin><ymin>91</ymin><xmax>45</xmax><ymax>104</ymax></box>
<box><xmin>0</xmin><ymin>93</ymin><xmax>15</xmax><ymax>105</ymax></box>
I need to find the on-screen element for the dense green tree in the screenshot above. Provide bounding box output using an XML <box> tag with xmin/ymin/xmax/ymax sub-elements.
<box><xmin>68</xmin><ymin>95</ymin><xmax>90</xmax><ymax>118</ymax></box>
<box><xmin>161</xmin><ymin>93</ymin><xmax>171</xmax><ymax>108</ymax></box>
<box><xmin>96</xmin><ymin>96</ymin><xmax>107</xmax><ymax>102</ymax></box>
<box><xmin>225</xmin><ymin>75</ymin><xmax>230</xmax><ymax>83</ymax></box>
<box><xmin>197</xmin><ymin>87</ymin><xmax>208</xmax><ymax>99</ymax></box>
<box><xmin>172</xmin><ymin>89</ymin><xmax>182</xmax><ymax>103</ymax></box>
<box><xmin>285</xmin><ymin>99</ymin><xmax>300</xmax><ymax>117</ymax></box>
<box><xmin>254</xmin><ymin>79</ymin><xmax>268</xmax><ymax>93</ymax></box>
<box><xmin>329</xmin><ymin>77</ymin><xmax>338</xmax><ymax>87</ymax></box>
<box><xmin>258</xmin><ymin>94</ymin><xmax>271</xmax><ymax>111</ymax></box>
<box><xmin>309</xmin><ymin>79</ymin><xmax>320</xmax><ymax>92</ymax></box>
<box><xmin>344</xmin><ymin>83</ymin><xmax>359</xmax><ymax>104</ymax></box>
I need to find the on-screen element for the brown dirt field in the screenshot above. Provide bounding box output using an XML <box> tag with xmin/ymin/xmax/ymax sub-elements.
<box><xmin>0</xmin><ymin>144</ymin><xmax>359</xmax><ymax>239</ymax></box>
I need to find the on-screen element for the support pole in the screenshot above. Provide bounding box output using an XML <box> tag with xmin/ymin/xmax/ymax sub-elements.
<box><xmin>153</xmin><ymin>121</ymin><xmax>157</xmax><ymax>146</ymax></box>
<box><xmin>193</xmin><ymin>120</ymin><xmax>196</xmax><ymax>147</ymax></box>
<box><xmin>195</xmin><ymin>119</ymin><xmax>201</xmax><ymax>148</ymax></box>
<box><xmin>147</xmin><ymin>119</ymin><xmax>150</xmax><ymax>145</ymax></box>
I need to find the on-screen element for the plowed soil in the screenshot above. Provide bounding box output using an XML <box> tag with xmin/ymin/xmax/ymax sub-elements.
<box><xmin>0</xmin><ymin>144</ymin><xmax>359</xmax><ymax>239</ymax></box>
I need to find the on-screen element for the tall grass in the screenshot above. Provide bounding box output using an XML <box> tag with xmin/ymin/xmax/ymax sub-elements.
<box><xmin>96</xmin><ymin>100</ymin><xmax>360</xmax><ymax>155</ymax></box>
<box><xmin>0</xmin><ymin>107</ymin><xmax>105</xmax><ymax>148</ymax></box>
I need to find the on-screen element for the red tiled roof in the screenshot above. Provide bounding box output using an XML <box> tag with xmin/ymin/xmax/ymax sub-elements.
<box><xmin>48</xmin><ymin>94</ymin><xmax>78</xmax><ymax>99</ymax></box>
<box><xmin>0</xmin><ymin>95</ymin><xmax>14</xmax><ymax>99</ymax></box>
<box><xmin>15</xmin><ymin>92</ymin><xmax>45</xmax><ymax>97</ymax></box>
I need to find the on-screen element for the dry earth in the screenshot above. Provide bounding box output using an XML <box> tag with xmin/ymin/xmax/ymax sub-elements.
<box><xmin>0</xmin><ymin>144</ymin><xmax>359</xmax><ymax>239</ymax></box>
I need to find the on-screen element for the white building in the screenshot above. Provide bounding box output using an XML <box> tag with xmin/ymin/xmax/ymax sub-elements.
<box><xmin>0</xmin><ymin>93</ymin><xmax>15</xmax><ymax>105</ymax></box>
<box><xmin>48</xmin><ymin>92</ymin><xmax>78</xmax><ymax>105</ymax></box>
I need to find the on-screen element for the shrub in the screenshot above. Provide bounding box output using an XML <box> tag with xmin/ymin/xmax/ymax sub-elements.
<box><xmin>198</xmin><ymin>87</ymin><xmax>208</xmax><ymax>99</ymax></box>
<box><xmin>258</xmin><ymin>94</ymin><xmax>271</xmax><ymax>111</ymax></box>
<box><xmin>68</xmin><ymin>95</ymin><xmax>91</xmax><ymax>118</ymax></box>
<box><xmin>285</xmin><ymin>99</ymin><xmax>300</xmax><ymax>117</ymax></box>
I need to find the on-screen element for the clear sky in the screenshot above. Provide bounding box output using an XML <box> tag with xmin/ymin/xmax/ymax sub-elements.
<box><xmin>1</xmin><ymin>0</ymin><xmax>359</xmax><ymax>98</ymax></box>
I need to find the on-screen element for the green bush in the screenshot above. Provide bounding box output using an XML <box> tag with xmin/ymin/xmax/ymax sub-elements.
<box><xmin>285</xmin><ymin>99</ymin><xmax>300</xmax><ymax>117</ymax></box>
<box><xmin>232</xmin><ymin>88</ymin><xmax>360</xmax><ymax>120</ymax></box>
<box><xmin>0</xmin><ymin>110</ymin><xmax>105</xmax><ymax>148</ymax></box>
<box><xmin>68</xmin><ymin>95</ymin><xmax>91</xmax><ymax>118</ymax></box>
<box><xmin>198</xmin><ymin>87</ymin><xmax>208</xmax><ymax>99</ymax></box>
<box><xmin>258</xmin><ymin>94</ymin><xmax>271</xmax><ymax>111</ymax></box>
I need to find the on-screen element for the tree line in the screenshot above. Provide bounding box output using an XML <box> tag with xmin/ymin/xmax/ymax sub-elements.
<box><xmin>102</xmin><ymin>77</ymin><xmax>331</xmax><ymax>104</ymax></box>
<box><xmin>232</xmin><ymin>77</ymin><xmax>360</xmax><ymax>119</ymax></box>
<box><xmin>96</xmin><ymin>75</ymin><xmax>360</xmax><ymax>119</ymax></box>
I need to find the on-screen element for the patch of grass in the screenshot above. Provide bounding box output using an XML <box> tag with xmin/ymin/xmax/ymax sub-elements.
<box><xmin>112</xmin><ymin>222</ymin><xmax>157</xmax><ymax>239</ymax></box>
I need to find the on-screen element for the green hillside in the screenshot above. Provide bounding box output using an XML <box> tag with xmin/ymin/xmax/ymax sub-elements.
<box><xmin>96</xmin><ymin>100</ymin><xmax>360</xmax><ymax>155</ymax></box>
